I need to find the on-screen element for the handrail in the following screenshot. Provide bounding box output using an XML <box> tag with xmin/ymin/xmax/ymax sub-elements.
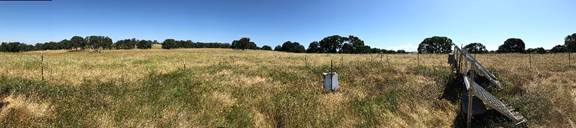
<box><xmin>452</xmin><ymin>43</ymin><xmax>526</xmax><ymax>126</ymax></box>
<box><xmin>453</xmin><ymin>45</ymin><xmax>502</xmax><ymax>90</ymax></box>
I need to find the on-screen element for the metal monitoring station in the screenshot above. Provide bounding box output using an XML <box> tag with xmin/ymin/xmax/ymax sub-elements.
<box><xmin>323</xmin><ymin>60</ymin><xmax>339</xmax><ymax>92</ymax></box>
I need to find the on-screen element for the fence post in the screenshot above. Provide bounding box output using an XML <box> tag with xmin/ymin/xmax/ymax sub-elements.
<box><xmin>340</xmin><ymin>55</ymin><xmax>344</xmax><ymax>66</ymax></box>
<box><xmin>417</xmin><ymin>53</ymin><xmax>420</xmax><ymax>66</ymax></box>
<box><xmin>529</xmin><ymin>53</ymin><xmax>532</xmax><ymax>68</ymax></box>
<box><xmin>387</xmin><ymin>55</ymin><xmax>390</xmax><ymax>67</ymax></box>
<box><xmin>380</xmin><ymin>53</ymin><xmax>383</xmax><ymax>63</ymax></box>
<box><xmin>41</xmin><ymin>54</ymin><xmax>44</xmax><ymax>81</ymax></box>
<box><xmin>466</xmin><ymin>76</ymin><xmax>473</xmax><ymax>128</ymax></box>
<box><xmin>304</xmin><ymin>55</ymin><xmax>308</xmax><ymax>67</ymax></box>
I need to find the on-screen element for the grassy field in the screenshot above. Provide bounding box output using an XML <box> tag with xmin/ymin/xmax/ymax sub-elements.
<box><xmin>0</xmin><ymin>49</ymin><xmax>574</xmax><ymax>127</ymax></box>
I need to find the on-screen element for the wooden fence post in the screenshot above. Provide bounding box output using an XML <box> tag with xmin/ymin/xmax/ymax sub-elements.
<box><xmin>380</xmin><ymin>53</ymin><xmax>383</xmax><ymax>63</ymax></box>
<box><xmin>569</xmin><ymin>52</ymin><xmax>572</xmax><ymax>66</ymax></box>
<box><xmin>387</xmin><ymin>55</ymin><xmax>390</xmax><ymax>67</ymax></box>
<box><xmin>529</xmin><ymin>53</ymin><xmax>532</xmax><ymax>68</ymax></box>
<box><xmin>304</xmin><ymin>55</ymin><xmax>308</xmax><ymax>67</ymax></box>
<box><xmin>417</xmin><ymin>53</ymin><xmax>420</xmax><ymax>66</ymax></box>
<box><xmin>340</xmin><ymin>55</ymin><xmax>344</xmax><ymax>66</ymax></box>
<box><xmin>41</xmin><ymin>54</ymin><xmax>44</xmax><ymax>81</ymax></box>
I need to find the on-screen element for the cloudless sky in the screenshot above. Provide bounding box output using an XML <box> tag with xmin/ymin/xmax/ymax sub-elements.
<box><xmin>0</xmin><ymin>0</ymin><xmax>574</xmax><ymax>51</ymax></box>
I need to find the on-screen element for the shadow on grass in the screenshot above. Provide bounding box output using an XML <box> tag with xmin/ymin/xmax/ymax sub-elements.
<box><xmin>442</xmin><ymin>74</ymin><xmax>523</xmax><ymax>128</ymax></box>
<box><xmin>441</xmin><ymin>73</ymin><xmax>463</xmax><ymax>103</ymax></box>
<box><xmin>452</xmin><ymin>109</ymin><xmax>517</xmax><ymax>128</ymax></box>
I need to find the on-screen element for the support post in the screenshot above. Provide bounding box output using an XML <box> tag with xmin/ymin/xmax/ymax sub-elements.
<box><xmin>464</xmin><ymin>75</ymin><xmax>473</xmax><ymax>128</ymax></box>
<box><xmin>340</xmin><ymin>56</ymin><xmax>343</xmax><ymax>66</ymax></box>
<box><xmin>305</xmin><ymin>56</ymin><xmax>308</xmax><ymax>67</ymax></box>
<box><xmin>380</xmin><ymin>53</ymin><xmax>383</xmax><ymax>63</ymax></box>
<box><xmin>467</xmin><ymin>86</ymin><xmax>473</xmax><ymax>128</ymax></box>
<box><xmin>387</xmin><ymin>55</ymin><xmax>390</xmax><ymax>67</ymax></box>
<box><xmin>529</xmin><ymin>53</ymin><xmax>532</xmax><ymax>68</ymax></box>
<box><xmin>417</xmin><ymin>53</ymin><xmax>420</xmax><ymax>66</ymax></box>
<box><xmin>41</xmin><ymin>54</ymin><xmax>44</xmax><ymax>81</ymax></box>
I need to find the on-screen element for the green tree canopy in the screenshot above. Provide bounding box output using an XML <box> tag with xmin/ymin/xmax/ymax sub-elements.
<box><xmin>497</xmin><ymin>38</ymin><xmax>525</xmax><ymax>53</ymax></box>
<box><xmin>274</xmin><ymin>45</ymin><xmax>282</xmax><ymax>51</ymax></box>
<box><xmin>306</xmin><ymin>41</ymin><xmax>321</xmax><ymax>53</ymax></box>
<box><xmin>319</xmin><ymin>35</ymin><xmax>344</xmax><ymax>53</ymax></box>
<box><xmin>343</xmin><ymin>35</ymin><xmax>368</xmax><ymax>53</ymax></box>
<box><xmin>261</xmin><ymin>45</ymin><xmax>272</xmax><ymax>50</ymax></box>
<box><xmin>70</xmin><ymin>36</ymin><xmax>85</xmax><ymax>49</ymax></box>
<box><xmin>417</xmin><ymin>36</ymin><xmax>453</xmax><ymax>53</ymax></box>
<box><xmin>526</xmin><ymin>47</ymin><xmax>547</xmax><ymax>54</ymax></box>
<box><xmin>550</xmin><ymin>45</ymin><xmax>567</xmax><ymax>53</ymax></box>
<box><xmin>162</xmin><ymin>39</ymin><xmax>177</xmax><ymax>49</ymax></box>
<box><xmin>463</xmin><ymin>43</ymin><xmax>488</xmax><ymax>53</ymax></box>
<box><xmin>85</xmin><ymin>36</ymin><xmax>113</xmax><ymax>49</ymax></box>
<box><xmin>0</xmin><ymin>42</ymin><xmax>34</xmax><ymax>52</ymax></box>
<box><xmin>565</xmin><ymin>33</ymin><xmax>576</xmax><ymax>52</ymax></box>
<box><xmin>340</xmin><ymin>43</ymin><xmax>354</xmax><ymax>53</ymax></box>
<box><xmin>231</xmin><ymin>37</ymin><xmax>258</xmax><ymax>50</ymax></box>
<box><xmin>278</xmin><ymin>41</ymin><xmax>305</xmax><ymax>53</ymax></box>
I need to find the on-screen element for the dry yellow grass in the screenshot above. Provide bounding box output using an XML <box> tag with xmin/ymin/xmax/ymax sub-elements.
<box><xmin>0</xmin><ymin>48</ymin><xmax>574</xmax><ymax>127</ymax></box>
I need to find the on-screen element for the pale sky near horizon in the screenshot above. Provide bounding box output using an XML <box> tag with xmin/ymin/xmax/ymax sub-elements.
<box><xmin>0</xmin><ymin>0</ymin><xmax>574</xmax><ymax>51</ymax></box>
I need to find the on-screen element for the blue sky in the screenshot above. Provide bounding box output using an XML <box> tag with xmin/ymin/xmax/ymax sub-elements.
<box><xmin>0</xmin><ymin>0</ymin><xmax>574</xmax><ymax>51</ymax></box>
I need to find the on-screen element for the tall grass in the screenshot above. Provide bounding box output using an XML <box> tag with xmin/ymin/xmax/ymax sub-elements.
<box><xmin>0</xmin><ymin>49</ymin><xmax>574</xmax><ymax>127</ymax></box>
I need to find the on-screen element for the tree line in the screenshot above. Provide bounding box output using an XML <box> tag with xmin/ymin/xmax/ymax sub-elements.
<box><xmin>417</xmin><ymin>33</ymin><xmax>576</xmax><ymax>54</ymax></box>
<box><xmin>0</xmin><ymin>36</ymin><xmax>230</xmax><ymax>52</ymax></box>
<box><xmin>2</xmin><ymin>33</ymin><xmax>575</xmax><ymax>54</ymax></box>
<box><xmin>240</xmin><ymin>35</ymin><xmax>406</xmax><ymax>54</ymax></box>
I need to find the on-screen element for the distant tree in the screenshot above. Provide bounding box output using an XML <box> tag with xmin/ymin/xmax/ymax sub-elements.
<box><xmin>274</xmin><ymin>45</ymin><xmax>282</xmax><ymax>51</ymax></box>
<box><xmin>369</xmin><ymin>48</ymin><xmax>381</xmax><ymax>53</ymax></box>
<box><xmin>306</xmin><ymin>41</ymin><xmax>321</xmax><ymax>53</ymax></box>
<box><xmin>565</xmin><ymin>33</ymin><xmax>576</xmax><ymax>52</ymax></box>
<box><xmin>102</xmin><ymin>37</ymin><xmax>113</xmax><ymax>49</ymax></box>
<box><xmin>278</xmin><ymin>41</ymin><xmax>305</xmax><ymax>53</ymax></box>
<box><xmin>417</xmin><ymin>36</ymin><xmax>453</xmax><ymax>53</ymax></box>
<box><xmin>85</xmin><ymin>36</ymin><xmax>113</xmax><ymax>50</ymax></box>
<box><xmin>137</xmin><ymin>40</ymin><xmax>153</xmax><ymax>49</ymax></box>
<box><xmin>396</xmin><ymin>50</ymin><xmax>407</xmax><ymax>54</ymax></box>
<box><xmin>526</xmin><ymin>47</ymin><xmax>547</xmax><ymax>54</ymax></box>
<box><xmin>70</xmin><ymin>36</ymin><xmax>85</xmax><ymax>49</ymax></box>
<box><xmin>59</xmin><ymin>39</ymin><xmax>73</xmax><ymax>49</ymax></box>
<box><xmin>115</xmin><ymin>38</ymin><xmax>138</xmax><ymax>49</ymax></box>
<box><xmin>0</xmin><ymin>42</ymin><xmax>34</xmax><ymax>52</ymax></box>
<box><xmin>359</xmin><ymin>46</ymin><xmax>371</xmax><ymax>53</ymax></box>
<box><xmin>343</xmin><ymin>35</ymin><xmax>367</xmax><ymax>53</ymax></box>
<box><xmin>340</xmin><ymin>43</ymin><xmax>354</xmax><ymax>53</ymax></box>
<box><xmin>231</xmin><ymin>37</ymin><xmax>258</xmax><ymax>50</ymax></box>
<box><xmin>497</xmin><ymin>38</ymin><xmax>525</xmax><ymax>53</ymax></box>
<box><xmin>261</xmin><ymin>45</ymin><xmax>272</xmax><ymax>50</ymax></box>
<box><xmin>463</xmin><ymin>43</ymin><xmax>488</xmax><ymax>53</ymax></box>
<box><xmin>319</xmin><ymin>35</ymin><xmax>344</xmax><ymax>53</ymax></box>
<box><xmin>162</xmin><ymin>39</ymin><xmax>177</xmax><ymax>49</ymax></box>
<box><xmin>384</xmin><ymin>49</ymin><xmax>396</xmax><ymax>54</ymax></box>
<box><xmin>550</xmin><ymin>45</ymin><xmax>567</xmax><ymax>53</ymax></box>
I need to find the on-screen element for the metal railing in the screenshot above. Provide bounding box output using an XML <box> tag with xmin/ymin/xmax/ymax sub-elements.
<box><xmin>450</xmin><ymin>44</ymin><xmax>527</xmax><ymax>127</ymax></box>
